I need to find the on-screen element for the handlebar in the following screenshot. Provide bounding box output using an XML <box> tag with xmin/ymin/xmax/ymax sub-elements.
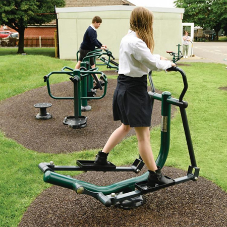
<box><xmin>44</xmin><ymin>69</ymin><xmax>108</xmax><ymax>100</ymax></box>
<box><xmin>149</xmin><ymin>67</ymin><xmax>188</xmax><ymax>103</ymax></box>
<box><xmin>102</xmin><ymin>48</ymin><xmax>115</xmax><ymax>60</ymax></box>
<box><xmin>167</xmin><ymin>67</ymin><xmax>188</xmax><ymax>102</ymax></box>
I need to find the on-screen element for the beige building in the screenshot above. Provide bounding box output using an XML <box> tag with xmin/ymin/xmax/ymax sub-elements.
<box><xmin>56</xmin><ymin>5</ymin><xmax>184</xmax><ymax>60</ymax></box>
<box><xmin>65</xmin><ymin>0</ymin><xmax>134</xmax><ymax>7</ymax></box>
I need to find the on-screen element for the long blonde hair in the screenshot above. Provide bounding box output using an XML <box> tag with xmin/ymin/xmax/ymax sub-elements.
<box><xmin>130</xmin><ymin>7</ymin><xmax>154</xmax><ymax>53</ymax></box>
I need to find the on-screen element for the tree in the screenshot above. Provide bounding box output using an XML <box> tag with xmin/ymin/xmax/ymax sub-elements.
<box><xmin>174</xmin><ymin>0</ymin><xmax>227</xmax><ymax>40</ymax></box>
<box><xmin>0</xmin><ymin>0</ymin><xmax>65</xmax><ymax>53</ymax></box>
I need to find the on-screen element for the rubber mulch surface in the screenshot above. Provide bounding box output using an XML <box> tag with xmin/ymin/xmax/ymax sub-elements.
<box><xmin>18</xmin><ymin>167</ymin><xmax>227</xmax><ymax>227</ymax></box>
<box><xmin>0</xmin><ymin>77</ymin><xmax>226</xmax><ymax>226</ymax></box>
<box><xmin>0</xmin><ymin>78</ymin><xmax>168</xmax><ymax>153</ymax></box>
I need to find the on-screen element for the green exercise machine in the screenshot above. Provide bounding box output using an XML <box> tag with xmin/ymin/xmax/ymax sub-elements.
<box><xmin>39</xmin><ymin>67</ymin><xmax>199</xmax><ymax>209</ymax></box>
<box><xmin>77</xmin><ymin>48</ymin><xmax>119</xmax><ymax>70</ymax></box>
<box><xmin>44</xmin><ymin>66</ymin><xmax>107</xmax><ymax>129</ymax></box>
<box><xmin>43</xmin><ymin>49</ymin><xmax>118</xmax><ymax>128</ymax></box>
<box><xmin>167</xmin><ymin>44</ymin><xmax>183</xmax><ymax>63</ymax></box>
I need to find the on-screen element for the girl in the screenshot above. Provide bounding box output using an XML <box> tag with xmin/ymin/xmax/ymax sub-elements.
<box><xmin>94</xmin><ymin>7</ymin><xmax>176</xmax><ymax>186</ymax></box>
<box><xmin>182</xmin><ymin>31</ymin><xmax>191</xmax><ymax>58</ymax></box>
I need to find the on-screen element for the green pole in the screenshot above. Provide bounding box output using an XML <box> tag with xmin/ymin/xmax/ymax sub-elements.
<box><xmin>73</xmin><ymin>70</ymin><xmax>81</xmax><ymax>116</ymax></box>
<box><xmin>155</xmin><ymin>91</ymin><xmax>171</xmax><ymax>168</ymax></box>
<box><xmin>80</xmin><ymin>62</ymin><xmax>88</xmax><ymax>108</ymax></box>
<box><xmin>44</xmin><ymin>170</ymin><xmax>149</xmax><ymax>195</ymax></box>
<box><xmin>177</xmin><ymin>44</ymin><xmax>181</xmax><ymax>55</ymax></box>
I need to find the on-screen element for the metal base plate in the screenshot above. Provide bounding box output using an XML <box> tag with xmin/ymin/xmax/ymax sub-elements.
<box><xmin>63</xmin><ymin>116</ymin><xmax>87</xmax><ymax>129</ymax></box>
<box><xmin>81</xmin><ymin>105</ymin><xmax>91</xmax><ymax>112</ymax></box>
<box><xmin>135</xmin><ymin>178</ymin><xmax>175</xmax><ymax>193</ymax></box>
<box><xmin>35</xmin><ymin>113</ymin><xmax>52</xmax><ymax>120</ymax></box>
<box><xmin>115</xmin><ymin>195</ymin><xmax>144</xmax><ymax>210</ymax></box>
<box><xmin>76</xmin><ymin>160</ymin><xmax>116</xmax><ymax>171</ymax></box>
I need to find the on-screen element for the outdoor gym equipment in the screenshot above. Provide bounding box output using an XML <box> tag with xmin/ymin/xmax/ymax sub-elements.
<box><xmin>43</xmin><ymin>67</ymin><xmax>107</xmax><ymax>129</ymax></box>
<box><xmin>167</xmin><ymin>44</ymin><xmax>183</xmax><ymax>63</ymax></box>
<box><xmin>98</xmin><ymin>49</ymin><xmax>119</xmax><ymax>70</ymax></box>
<box><xmin>34</xmin><ymin>103</ymin><xmax>52</xmax><ymax>120</ymax></box>
<box><xmin>39</xmin><ymin>67</ymin><xmax>200</xmax><ymax>209</ymax></box>
<box><xmin>77</xmin><ymin>48</ymin><xmax>119</xmax><ymax>70</ymax></box>
<box><xmin>75</xmin><ymin>48</ymin><xmax>118</xmax><ymax>100</ymax></box>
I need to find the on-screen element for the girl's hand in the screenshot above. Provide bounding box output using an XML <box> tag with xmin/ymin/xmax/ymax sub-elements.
<box><xmin>171</xmin><ymin>63</ymin><xmax>176</xmax><ymax>67</ymax></box>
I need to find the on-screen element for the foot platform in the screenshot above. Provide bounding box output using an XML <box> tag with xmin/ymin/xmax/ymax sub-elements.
<box><xmin>114</xmin><ymin>195</ymin><xmax>144</xmax><ymax>210</ymax></box>
<box><xmin>87</xmin><ymin>89</ymin><xmax>96</xmax><ymax>97</ymax></box>
<box><xmin>76</xmin><ymin>160</ymin><xmax>116</xmax><ymax>171</ymax></box>
<box><xmin>135</xmin><ymin>177</ymin><xmax>175</xmax><ymax>194</ymax></box>
<box><xmin>34</xmin><ymin>103</ymin><xmax>52</xmax><ymax>120</ymax></box>
<box><xmin>63</xmin><ymin>116</ymin><xmax>87</xmax><ymax>129</ymax></box>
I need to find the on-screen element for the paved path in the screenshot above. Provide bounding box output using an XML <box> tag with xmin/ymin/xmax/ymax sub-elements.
<box><xmin>180</xmin><ymin>42</ymin><xmax>227</xmax><ymax>65</ymax></box>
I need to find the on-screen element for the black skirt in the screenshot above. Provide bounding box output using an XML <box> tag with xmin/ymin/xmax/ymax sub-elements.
<box><xmin>113</xmin><ymin>74</ymin><xmax>153</xmax><ymax>127</ymax></box>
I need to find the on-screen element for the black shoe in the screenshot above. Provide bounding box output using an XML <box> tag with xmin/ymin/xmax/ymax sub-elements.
<box><xmin>93</xmin><ymin>80</ymin><xmax>105</xmax><ymax>90</ymax></box>
<box><xmin>147</xmin><ymin>167</ymin><xmax>173</xmax><ymax>187</ymax></box>
<box><xmin>93</xmin><ymin>83</ymin><xmax>101</xmax><ymax>90</ymax></box>
<box><xmin>94</xmin><ymin>151</ymin><xmax>109</xmax><ymax>165</ymax></box>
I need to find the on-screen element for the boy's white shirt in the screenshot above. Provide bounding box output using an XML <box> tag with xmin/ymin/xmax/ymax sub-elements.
<box><xmin>118</xmin><ymin>30</ymin><xmax>172</xmax><ymax>77</ymax></box>
<box><xmin>90</xmin><ymin>24</ymin><xmax>97</xmax><ymax>31</ymax></box>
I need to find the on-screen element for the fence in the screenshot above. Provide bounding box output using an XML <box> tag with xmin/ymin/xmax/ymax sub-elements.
<box><xmin>24</xmin><ymin>36</ymin><xmax>55</xmax><ymax>47</ymax></box>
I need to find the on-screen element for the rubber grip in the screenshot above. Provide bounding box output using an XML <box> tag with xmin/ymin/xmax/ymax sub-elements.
<box><xmin>38</xmin><ymin>163</ymin><xmax>52</xmax><ymax>173</ymax></box>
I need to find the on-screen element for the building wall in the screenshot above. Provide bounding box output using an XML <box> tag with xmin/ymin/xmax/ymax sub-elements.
<box><xmin>65</xmin><ymin>0</ymin><xmax>134</xmax><ymax>7</ymax></box>
<box><xmin>56</xmin><ymin>6</ymin><xmax>184</xmax><ymax>60</ymax></box>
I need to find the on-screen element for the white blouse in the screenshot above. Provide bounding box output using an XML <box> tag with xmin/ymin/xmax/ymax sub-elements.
<box><xmin>183</xmin><ymin>35</ymin><xmax>191</xmax><ymax>45</ymax></box>
<box><xmin>118</xmin><ymin>30</ymin><xmax>172</xmax><ymax>77</ymax></box>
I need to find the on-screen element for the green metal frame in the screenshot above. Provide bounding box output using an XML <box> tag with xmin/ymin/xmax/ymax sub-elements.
<box><xmin>77</xmin><ymin>48</ymin><xmax>119</xmax><ymax>70</ymax></box>
<box><xmin>44</xmin><ymin>66</ymin><xmax>108</xmax><ymax>128</ymax></box>
<box><xmin>41</xmin><ymin>91</ymin><xmax>173</xmax><ymax>194</ymax></box>
<box><xmin>167</xmin><ymin>44</ymin><xmax>183</xmax><ymax>63</ymax></box>
<box><xmin>44</xmin><ymin>68</ymin><xmax>107</xmax><ymax>101</ymax></box>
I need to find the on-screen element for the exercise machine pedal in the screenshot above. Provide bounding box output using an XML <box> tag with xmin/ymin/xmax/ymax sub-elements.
<box><xmin>135</xmin><ymin>177</ymin><xmax>175</xmax><ymax>194</ymax></box>
<box><xmin>87</xmin><ymin>89</ymin><xmax>96</xmax><ymax>97</ymax></box>
<box><xmin>131</xmin><ymin>158</ymin><xmax>144</xmax><ymax>173</ymax></box>
<box><xmin>76</xmin><ymin>160</ymin><xmax>116</xmax><ymax>171</ymax></box>
<box><xmin>114</xmin><ymin>195</ymin><xmax>144</xmax><ymax>210</ymax></box>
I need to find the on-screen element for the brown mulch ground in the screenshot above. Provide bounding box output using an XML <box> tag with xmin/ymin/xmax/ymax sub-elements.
<box><xmin>0</xmin><ymin>76</ymin><xmax>226</xmax><ymax>226</ymax></box>
<box><xmin>219</xmin><ymin>86</ymin><xmax>227</xmax><ymax>91</ymax></box>
<box><xmin>19</xmin><ymin>167</ymin><xmax>227</xmax><ymax>227</ymax></box>
<box><xmin>0</xmin><ymin>79</ymin><xmax>168</xmax><ymax>153</ymax></box>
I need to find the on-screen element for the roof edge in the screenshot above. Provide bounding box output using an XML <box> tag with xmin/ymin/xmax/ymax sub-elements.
<box><xmin>55</xmin><ymin>5</ymin><xmax>184</xmax><ymax>14</ymax></box>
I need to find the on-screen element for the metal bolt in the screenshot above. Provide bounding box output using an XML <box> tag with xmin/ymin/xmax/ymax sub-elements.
<box><xmin>49</xmin><ymin>161</ymin><xmax>54</xmax><ymax>165</ymax></box>
<box><xmin>76</xmin><ymin>186</ymin><xmax>84</xmax><ymax>194</ymax></box>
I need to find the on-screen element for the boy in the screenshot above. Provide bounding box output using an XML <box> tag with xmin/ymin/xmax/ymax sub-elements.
<box><xmin>75</xmin><ymin>16</ymin><xmax>107</xmax><ymax>89</ymax></box>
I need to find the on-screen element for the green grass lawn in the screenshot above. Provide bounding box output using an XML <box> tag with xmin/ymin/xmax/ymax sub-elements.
<box><xmin>219</xmin><ymin>36</ymin><xmax>227</xmax><ymax>41</ymax></box>
<box><xmin>0</xmin><ymin>48</ymin><xmax>226</xmax><ymax>227</ymax></box>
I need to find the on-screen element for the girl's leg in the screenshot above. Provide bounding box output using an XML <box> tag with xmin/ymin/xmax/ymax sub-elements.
<box><xmin>102</xmin><ymin>123</ymin><xmax>131</xmax><ymax>154</ymax></box>
<box><xmin>135</xmin><ymin>127</ymin><xmax>173</xmax><ymax>186</ymax></box>
<box><xmin>94</xmin><ymin>123</ymin><xmax>130</xmax><ymax>165</ymax></box>
<box><xmin>183</xmin><ymin>45</ymin><xmax>186</xmax><ymax>57</ymax></box>
<box><xmin>134</xmin><ymin>127</ymin><xmax>157</xmax><ymax>171</ymax></box>
<box><xmin>75</xmin><ymin>61</ymin><xmax>81</xmax><ymax>69</ymax></box>
<box><xmin>186</xmin><ymin>45</ymin><xmax>189</xmax><ymax>56</ymax></box>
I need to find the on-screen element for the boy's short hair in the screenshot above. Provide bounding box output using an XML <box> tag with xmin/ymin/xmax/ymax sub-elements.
<box><xmin>92</xmin><ymin>16</ymin><xmax>102</xmax><ymax>23</ymax></box>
